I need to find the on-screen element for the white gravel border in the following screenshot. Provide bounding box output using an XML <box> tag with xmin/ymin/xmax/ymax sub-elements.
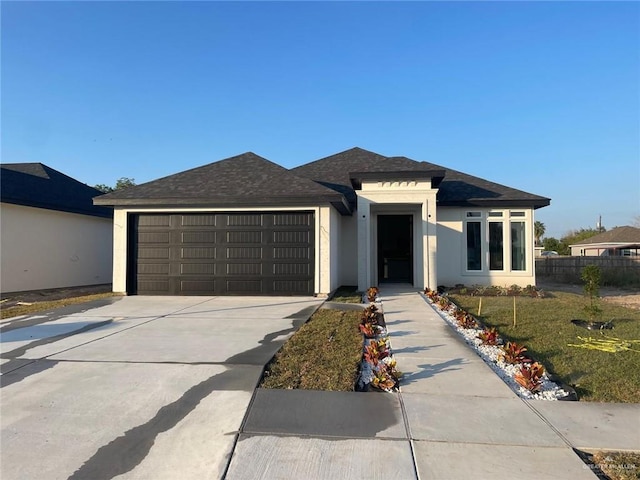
<box><xmin>420</xmin><ymin>293</ymin><xmax>571</xmax><ymax>401</ymax></box>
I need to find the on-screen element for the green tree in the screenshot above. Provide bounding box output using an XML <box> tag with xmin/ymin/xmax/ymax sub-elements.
<box><xmin>542</xmin><ymin>237</ymin><xmax>566</xmax><ymax>254</ymax></box>
<box><xmin>94</xmin><ymin>177</ymin><xmax>136</xmax><ymax>193</ymax></box>
<box><xmin>534</xmin><ymin>221</ymin><xmax>546</xmax><ymax>246</ymax></box>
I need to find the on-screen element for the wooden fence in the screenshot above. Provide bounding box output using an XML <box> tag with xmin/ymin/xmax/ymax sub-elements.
<box><xmin>535</xmin><ymin>256</ymin><xmax>640</xmax><ymax>286</ymax></box>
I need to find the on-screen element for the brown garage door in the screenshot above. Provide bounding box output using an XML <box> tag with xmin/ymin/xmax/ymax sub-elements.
<box><xmin>130</xmin><ymin>212</ymin><xmax>315</xmax><ymax>295</ymax></box>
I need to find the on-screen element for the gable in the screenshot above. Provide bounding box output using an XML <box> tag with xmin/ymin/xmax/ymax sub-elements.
<box><xmin>94</xmin><ymin>152</ymin><xmax>350</xmax><ymax>213</ymax></box>
<box><xmin>292</xmin><ymin>147</ymin><xmax>550</xmax><ymax>209</ymax></box>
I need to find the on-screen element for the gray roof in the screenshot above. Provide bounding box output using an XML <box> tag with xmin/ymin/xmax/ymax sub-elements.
<box><xmin>95</xmin><ymin>147</ymin><xmax>550</xmax><ymax>214</ymax></box>
<box><xmin>292</xmin><ymin>147</ymin><xmax>550</xmax><ymax>209</ymax></box>
<box><xmin>570</xmin><ymin>226</ymin><xmax>640</xmax><ymax>246</ymax></box>
<box><xmin>95</xmin><ymin>152</ymin><xmax>349</xmax><ymax>212</ymax></box>
<box><xmin>1</xmin><ymin>163</ymin><xmax>112</xmax><ymax>218</ymax></box>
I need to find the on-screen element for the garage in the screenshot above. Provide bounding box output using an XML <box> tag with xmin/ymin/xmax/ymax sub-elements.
<box><xmin>129</xmin><ymin>211</ymin><xmax>315</xmax><ymax>295</ymax></box>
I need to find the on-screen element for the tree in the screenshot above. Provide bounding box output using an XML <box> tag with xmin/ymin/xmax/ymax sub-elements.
<box><xmin>534</xmin><ymin>221</ymin><xmax>546</xmax><ymax>246</ymax></box>
<box><xmin>94</xmin><ymin>177</ymin><xmax>136</xmax><ymax>193</ymax></box>
<box><xmin>542</xmin><ymin>237</ymin><xmax>565</xmax><ymax>254</ymax></box>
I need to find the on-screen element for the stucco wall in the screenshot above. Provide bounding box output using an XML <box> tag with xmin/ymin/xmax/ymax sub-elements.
<box><xmin>338</xmin><ymin>214</ymin><xmax>358</xmax><ymax>286</ymax></box>
<box><xmin>436</xmin><ymin>207</ymin><xmax>536</xmax><ymax>287</ymax></box>
<box><xmin>1</xmin><ymin>203</ymin><xmax>113</xmax><ymax>293</ymax></box>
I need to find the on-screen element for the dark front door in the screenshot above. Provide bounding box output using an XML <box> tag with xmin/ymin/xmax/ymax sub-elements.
<box><xmin>130</xmin><ymin>212</ymin><xmax>315</xmax><ymax>295</ymax></box>
<box><xmin>377</xmin><ymin>215</ymin><xmax>413</xmax><ymax>284</ymax></box>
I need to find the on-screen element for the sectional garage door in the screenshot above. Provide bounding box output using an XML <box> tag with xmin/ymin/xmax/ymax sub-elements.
<box><xmin>130</xmin><ymin>212</ymin><xmax>315</xmax><ymax>295</ymax></box>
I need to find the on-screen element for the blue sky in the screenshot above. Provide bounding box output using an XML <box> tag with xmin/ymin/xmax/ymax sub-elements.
<box><xmin>2</xmin><ymin>1</ymin><xmax>638</xmax><ymax>238</ymax></box>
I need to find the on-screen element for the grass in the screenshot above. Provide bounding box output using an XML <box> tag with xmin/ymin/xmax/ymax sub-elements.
<box><xmin>0</xmin><ymin>293</ymin><xmax>117</xmax><ymax>320</ymax></box>
<box><xmin>585</xmin><ymin>451</ymin><xmax>640</xmax><ymax>480</ymax></box>
<box><xmin>449</xmin><ymin>291</ymin><xmax>640</xmax><ymax>403</ymax></box>
<box><xmin>329</xmin><ymin>285</ymin><xmax>363</xmax><ymax>304</ymax></box>
<box><xmin>260</xmin><ymin>308</ymin><xmax>363</xmax><ymax>391</ymax></box>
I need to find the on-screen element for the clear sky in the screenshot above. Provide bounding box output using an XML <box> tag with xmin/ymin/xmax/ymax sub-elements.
<box><xmin>2</xmin><ymin>1</ymin><xmax>638</xmax><ymax>239</ymax></box>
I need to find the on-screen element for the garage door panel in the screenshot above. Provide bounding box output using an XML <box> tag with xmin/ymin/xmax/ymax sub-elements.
<box><xmin>132</xmin><ymin>212</ymin><xmax>314</xmax><ymax>296</ymax></box>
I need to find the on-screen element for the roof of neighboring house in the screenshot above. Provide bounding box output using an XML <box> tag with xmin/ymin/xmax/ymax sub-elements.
<box><xmin>94</xmin><ymin>152</ymin><xmax>350</xmax><ymax>213</ymax></box>
<box><xmin>569</xmin><ymin>226</ymin><xmax>640</xmax><ymax>247</ymax></box>
<box><xmin>94</xmin><ymin>147</ymin><xmax>550</xmax><ymax>214</ymax></box>
<box><xmin>1</xmin><ymin>163</ymin><xmax>112</xmax><ymax>218</ymax></box>
<box><xmin>292</xmin><ymin>147</ymin><xmax>550</xmax><ymax>209</ymax></box>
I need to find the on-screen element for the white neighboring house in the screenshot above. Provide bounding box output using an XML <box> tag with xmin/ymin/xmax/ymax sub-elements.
<box><xmin>1</xmin><ymin>163</ymin><xmax>113</xmax><ymax>293</ymax></box>
<box><xmin>95</xmin><ymin>148</ymin><xmax>551</xmax><ymax>296</ymax></box>
<box><xmin>569</xmin><ymin>226</ymin><xmax>640</xmax><ymax>256</ymax></box>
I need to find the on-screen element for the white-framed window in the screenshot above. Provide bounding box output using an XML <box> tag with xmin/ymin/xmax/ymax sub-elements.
<box><xmin>464</xmin><ymin>209</ymin><xmax>530</xmax><ymax>273</ymax></box>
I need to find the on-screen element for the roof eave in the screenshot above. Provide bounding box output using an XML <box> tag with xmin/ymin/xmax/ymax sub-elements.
<box><xmin>94</xmin><ymin>194</ymin><xmax>347</xmax><ymax>209</ymax></box>
<box><xmin>437</xmin><ymin>198</ymin><xmax>551</xmax><ymax>209</ymax></box>
<box><xmin>2</xmin><ymin>197</ymin><xmax>113</xmax><ymax>218</ymax></box>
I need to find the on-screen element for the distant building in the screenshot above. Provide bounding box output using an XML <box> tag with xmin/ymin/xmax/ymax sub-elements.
<box><xmin>1</xmin><ymin>163</ymin><xmax>113</xmax><ymax>293</ymax></box>
<box><xmin>569</xmin><ymin>226</ymin><xmax>640</xmax><ymax>256</ymax></box>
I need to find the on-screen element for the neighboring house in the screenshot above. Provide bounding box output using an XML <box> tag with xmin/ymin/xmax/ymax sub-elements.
<box><xmin>95</xmin><ymin>147</ymin><xmax>550</xmax><ymax>296</ymax></box>
<box><xmin>1</xmin><ymin>163</ymin><xmax>113</xmax><ymax>293</ymax></box>
<box><xmin>569</xmin><ymin>226</ymin><xmax>640</xmax><ymax>257</ymax></box>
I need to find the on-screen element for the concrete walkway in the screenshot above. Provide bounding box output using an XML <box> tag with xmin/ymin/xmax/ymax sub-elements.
<box><xmin>226</xmin><ymin>286</ymin><xmax>639</xmax><ymax>479</ymax></box>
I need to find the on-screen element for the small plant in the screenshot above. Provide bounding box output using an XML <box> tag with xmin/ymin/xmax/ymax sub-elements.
<box><xmin>455</xmin><ymin>310</ymin><xmax>478</xmax><ymax>329</ymax></box>
<box><xmin>425</xmin><ymin>288</ymin><xmax>439</xmax><ymax>301</ymax></box>
<box><xmin>366</xmin><ymin>286</ymin><xmax>379</xmax><ymax>303</ymax></box>
<box><xmin>514</xmin><ymin>362</ymin><xmax>545</xmax><ymax>392</ymax></box>
<box><xmin>437</xmin><ymin>296</ymin><xmax>451</xmax><ymax>310</ymax></box>
<box><xmin>508</xmin><ymin>284</ymin><xmax>522</xmax><ymax>295</ymax></box>
<box><xmin>371</xmin><ymin>368</ymin><xmax>397</xmax><ymax>391</ymax></box>
<box><xmin>499</xmin><ymin>341</ymin><xmax>529</xmax><ymax>364</ymax></box>
<box><xmin>364</xmin><ymin>338</ymin><xmax>390</xmax><ymax>365</ymax></box>
<box><xmin>478</xmin><ymin>327</ymin><xmax>500</xmax><ymax>345</ymax></box>
<box><xmin>361</xmin><ymin>304</ymin><xmax>379</xmax><ymax>324</ymax></box>
<box><xmin>359</xmin><ymin>321</ymin><xmax>380</xmax><ymax>338</ymax></box>
<box><xmin>381</xmin><ymin>357</ymin><xmax>403</xmax><ymax>381</ymax></box>
<box><xmin>582</xmin><ymin>265</ymin><xmax>602</xmax><ymax>321</ymax></box>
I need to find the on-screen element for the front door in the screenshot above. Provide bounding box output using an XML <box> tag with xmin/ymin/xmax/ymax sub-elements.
<box><xmin>377</xmin><ymin>215</ymin><xmax>413</xmax><ymax>284</ymax></box>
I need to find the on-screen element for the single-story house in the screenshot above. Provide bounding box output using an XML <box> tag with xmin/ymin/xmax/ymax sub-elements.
<box><xmin>570</xmin><ymin>226</ymin><xmax>640</xmax><ymax>256</ymax></box>
<box><xmin>94</xmin><ymin>147</ymin><xmax>550</xmax><ymax>296</ymax></box>
<box><xmin>1</xmin><ymin>163</ymin><xmax>113</xmax><ymax>293</ymax></box>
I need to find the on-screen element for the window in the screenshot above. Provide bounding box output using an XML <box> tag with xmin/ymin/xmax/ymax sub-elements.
<box><xmin>464</xmin><ymin>210</ymin><xmax>530</xmax><ymax>273</ymax></box>
<box><xmin>466</xmin><ymin>222</ymin><xmax>482</xmax><ymax>270</ymax></box>
<box><xmin>489</xmin><ymin>222</ymin><xmax>504</xmax><ymax>270</ymax></box>
<box><xmin>511</xmin><ymin>221</ymin><xmax>526</xmax><ymax>271</ymax></box>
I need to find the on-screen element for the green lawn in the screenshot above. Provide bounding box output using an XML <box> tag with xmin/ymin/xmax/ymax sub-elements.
<box><xmin>449</xmin><ymin>291</ymin><xmax>640</xmax><ymax>403</ymax></box>
<box><xmin>260</xmin><ymin>309</ymin><xmax>363</xmax><ymax>391</ymax></box>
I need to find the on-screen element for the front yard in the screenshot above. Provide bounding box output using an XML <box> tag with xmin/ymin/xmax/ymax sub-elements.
<box><xmin>449</xmin><ymin>290</ymin><xmax>640</xmax><ymax>403</ymax></box>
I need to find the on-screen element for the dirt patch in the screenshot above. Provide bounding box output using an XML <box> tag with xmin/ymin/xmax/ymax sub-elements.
<box><xmin>1</xmin><ymin>284</ymin><xmax>113</xmax><ymax>308</ymax></box>
<box><xmin>537</xmin><ymin>281</ymin><xmax>640</xmax><ymax>311</ymax></box>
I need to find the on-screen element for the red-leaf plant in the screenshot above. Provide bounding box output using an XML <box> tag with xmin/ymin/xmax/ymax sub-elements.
<box><xmin>361</xmin><ymin>304</ymin><xmax>379</xmax><ymax>325</ymax></box>
<box><xmin>455</xmin><ymin>310</ymin><xmax>478</xmax><ymax>329</ymax></box>
<box><xmin>437</xmin><ymin>296</ymin><xmax>451</xmax><ymax>310</ymax></box>
<box><xmin>514</xmin><ymin>362</ymin><xmax>545</xmax><ymax>393</ymax></box>
<box><xmin>366</xmin><ymin>286</ymin><xmax>380</xmax><ymax>303</ymax></box>
<box><xmin>364</xmin><ymin>338</ymin><xmax>390</xmax><ymax>366</ymax></box>
<box><xmin>371</xmin><ymin>368</ymin><xmax>397</xmax><ymax>391</ymax></box>
<box><xmin>499</xmin><ymin>341</ymin><xmax>529</xmax><ymax>365</ymax></box>
<box><xmin>424</xmin><ymin>287</ymin><xmax>440</xmax><ymax>301</ymax></box>
<box><xmin>477</xmin><ymin>327</ymin><xmax>500</xmax><ymax>345</ymax></box>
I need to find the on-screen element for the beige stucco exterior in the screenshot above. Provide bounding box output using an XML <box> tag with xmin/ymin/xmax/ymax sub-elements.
<box><xmin>354</xmin><ymin>179</ymin><xmax>439</xmax><ymax>291</ymax></box>
<box><xmin>437</xmin><ymin>207</ymin><xmax>536</xmax><ymax>287</ymax></box>
<box><xmin>0</xmin><ymin>203</ymin><xmax>113</xmax><ymax>293</ymax></box>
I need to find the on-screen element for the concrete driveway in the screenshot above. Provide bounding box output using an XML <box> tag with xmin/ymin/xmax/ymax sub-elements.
<box><xmin>1</xmin><ymin>295</ymin><xmax>323</xmax><ymax>480</ymax></box>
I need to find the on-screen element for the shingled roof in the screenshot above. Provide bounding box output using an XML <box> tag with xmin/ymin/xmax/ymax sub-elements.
<box><xmin>1</xmin><ymin>163</ymin><xmax>112</xmax><ymax>218</ymax></box>
<box><xmin>570</xmin><ymin>226</ymin><xmax>640</xmax><ymax>246</ymax></box>
<box><xmin>94</xmin><ymin>152</ymin><xmax>350</xmax><ymax>213</ymax></box>
<box><xmin>292</xmin><ymin>147</ymin><xmax>550</xmax><ymax>209</ymax></box>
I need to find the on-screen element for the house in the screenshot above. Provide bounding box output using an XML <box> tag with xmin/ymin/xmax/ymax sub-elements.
<box><xmin>1</xmin><ymin>163</ymin><xmax>113</xmax><ymax>293</ymax></box>
<box><xmin>94</xmin><ymin>147</ymin><xmax>550</xmax><ymax>296</ymax></box>
<box><xmin>569</xmin><ymin>226</ymin><xmax>640</xmax><ymax>256</ymax></box>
